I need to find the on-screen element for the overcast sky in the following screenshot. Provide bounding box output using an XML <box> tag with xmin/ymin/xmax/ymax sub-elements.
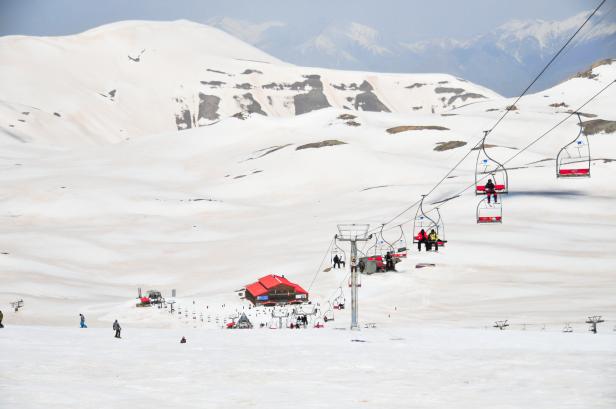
<box><xmin>0</xmin><ymin>0</ymin><xmax>594</xmax><ymax>40</ymax></box>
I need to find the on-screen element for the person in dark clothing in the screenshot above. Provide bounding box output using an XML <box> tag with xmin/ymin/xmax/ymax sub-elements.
<box><xmin>485</xmin><ymin>179</ymin><xmax>498</xmax><ymax>204</ymax></box>
<box><xmin>0</xmin><ymin>310</ymin><xmax>4</xmax><ymax>328</ymax></box>
<box><xmin>358</xmin><ymin>259</ymin><xmax>366</xmax><ymax>273</ymax></box>
<box><xmin>385</xmin><ymin>252</ymin><xmax>394</xmax><ymax>271</ymax></box>
<box><xmin>180</xmin><ymin>336</ymin><xmax>187</xmax><ymax>343</ymax></box>
<box><xmin>79</xmin><ymin>313</ymin><xmax>87</xmax><ymax>328</ymax></box>
<box><xmin>333</xmin><ymin>254</ymin><xmax>341</xmax><ymax>269</ymax></box>
<box><xmin>113</xmin><ymin>320</ymin><xmax>121</xmax><ymax>338</ymax></box>
<box><xmin>417</xmin><ymin>229</ymin><xmax>429</xmax><ymax>251</ymax></box>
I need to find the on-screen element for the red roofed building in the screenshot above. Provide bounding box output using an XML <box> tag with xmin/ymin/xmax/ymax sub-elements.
<box><xmin>244</xmin><ymin>274</ymin><xmax>308</xmax><ymax>306</ymax></box>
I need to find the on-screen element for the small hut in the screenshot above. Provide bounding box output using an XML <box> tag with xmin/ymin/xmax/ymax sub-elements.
<box><xmin>236</xmin><ymin>312</ymin><xmax>253</xmax><ymax>329</ymax></box>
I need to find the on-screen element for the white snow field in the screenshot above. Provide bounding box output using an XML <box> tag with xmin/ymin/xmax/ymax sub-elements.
<box><xmin>0</xmin><ymin>21</ymin><xmax>615</xmax><ymax>409</ymax></box>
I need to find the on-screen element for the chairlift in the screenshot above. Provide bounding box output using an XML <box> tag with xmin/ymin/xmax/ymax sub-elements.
<box><xmin>556</xmin><ymin>112</ymin><xmax>591</xmax><ymax>178</ymax></box>
<box><xmin>331</xmin><ymin>236</ymin><xmax>347</xmax><ymax>266</ymax></box>
<box><xmin>412</xmin><ymin>195</ymin><xmax>447</xmax><ymax>248</ymax></box>
<box><xmin>476</xmin><ymin>196</ymin><xmax>502</xmax><ymax>224</ymax></box>
<box><xmin>333</xmin><ymin>287</ymin><xmax>346</xmax><ymax>309</ymax></box>
<box><xmin>323</xmin><ymin>302</ymin><xmax>335</xmax><ymax>322</ymax></box>
<box><xmin>382</xmin><ymin>224</ymin><xmax>408</xmax><ymax>258</ymax></box>
<box><xmin>475</xmin><ymin>131</ymin><xmax>508</xmax><ymax>195</ymax></box>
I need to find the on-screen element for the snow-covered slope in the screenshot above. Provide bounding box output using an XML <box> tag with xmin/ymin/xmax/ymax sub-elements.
<box><xmin>0</xmin><ymin>21</ymin><xmax>615</xmax><ymax>409</ymax></box>
<box><xmin>0</xmin><ymin>20</ymin><xmax>498</xmax><ymax>145</ymax></box>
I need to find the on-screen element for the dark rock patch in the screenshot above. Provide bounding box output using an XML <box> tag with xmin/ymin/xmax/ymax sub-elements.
<box><xmin>581</xmin><ymin>119</ymin><xmax>616</xmax><ymax>135</ymax></box>
<box><xmin>361</xmin><ymin>185</ymin><xmax>390</xmax><ymax>191</ymax></box>
<box><xmin>296</xmin><ymin>140</ymin><xmax>346</xmax><ymax>150</ymax></box>
<box><xmin>53</xmin><ymin>112</ymin><xmax>61</xmax><ymax>117</ymax></box>
<box><xmin>506</xmin><ymin>105</ymin><xmax>518</xmax><ymax>111</ymax></box>
<box><xmin>412</xmin><ymin>106</ymin><xmax>423</xmax><ymax>110</ymax></box>
<box><xmin>200</xmin><ymin>81</ymin><xmax>226</xmax><ymax>87</ymax></box>
<box><xmin>448</xmin><ymin>93</ymin><xmax>485</xmax><ymax>105</ymax></box>
<box><xmin>358</xmin><ymin>80</ymin><xmax>373</xmax><ymax>92</ymax></box>
<box><xmin>21</xmin><ymin>111</ymin><xmax>30</xmax><ymax>115</ymax></box>
<box><xmin>128</xmin><ymin>49</ymin><xmax>145</xmax><ymax>62</ymax></box>
<box><xmin>437</xmin><ymin>81</ymin><xmax>449</xmax><ymax>84</ymax></box>
<box><xmin>234</xmin><ymin>93</ymin><xmax>266</xmax><ymax>116</ymax></box>
<box><xmin>435</xmin><ymin>87</ymin><xmax>464</xmax><ymax>94</ymax></box>
<box><xmin>108</xmin><ymin>89</ymin><xmax>116</xmax><ymax>98</ymax></box>
<box><xmin>434</xmin><ymin>141</ymin><xmax>467</xmax><ymax>151</ymax></box>
<box><xmin>549</xmin><ymin>102</ymin><xmax>568</xmax><ymax>108</ymax></box>
<box><xmin>242</xmin><ymin>69</ymin><xmax>263</xmax><ymax>75</ymax></box>
<box><xmin>331</xmin><ymin>82</ymin><xmax>361</xmax><ymax>91</ymax></box>
<box><xmin>198</xmin><ymin>93</ymin><xmax>221</xmax><ymax>121</ymax></box>
<box><xmin>267</xmin><ymin>96</ymin><xmax>273</xmax><ymax>105</ymax></box>
<box><xmin>175</xmin><ymin>107</ymin><xmax>192</xmax><ymax>130</ymax></box>
<box><xmin>17</xmin><ymin>119</ymin><xmax>25</xmax><ymax>123</ymax></box>
<box><xmin>485</xmin><ymin>108</ymin><xmax>499</xmax><ymax>112</ymax></box>
<box><xmin>207</xmin><ymin>68</ymin><xmax>231</xmax><ymax>76</ymax></box>
<box><xmin>235</xmin><ymin>83</ymin><xmax>252</xmax><ymax>90</ymax></box>
<box><xmin>573</xmin><ymin>59</ymin><xmax>613</xmax><ymax>80</ymax></box>
<box><xmin>354</xmin><ymin>90</ymin><xmax>390</xmax><ymax>112</ymax></box>
<box><xmin>566</xmin><ymin>110</ymin><xmax>597</xmax><ymax>118</ymax></box>
<box><xmin>338</xmin><ymin>113</ymin><xmax>356</xmax><ymax>120</ymax></box>
<box><xmin>406</xmin><ymin>83</ymin><xmax>425</xmax><ymax>89</ymax></box>
<box><xmin>387</xmin><ymin>125</ymin><xmax>449</xmax><ymax>134</ymax></box>
<box><xmin>233</xmin><ymin>175</ymin><xmax>246</xmax><ymax>179</ymax></box>
<box><xmin>294</xmin><ymin>88</ymin><xmax>331</xmax><ymax>115</ymax></box>
<box><xmin>441</xmin><ymin>113</ymin><xmax>457</xmax><ymax>116</ymax></box>
<box><xmin>252</xmin><ymin>170</ymin><xmax>263</xmax><ymax>174</ymax></box>
<box><xmin>346</xmin><ymin>121</ymin><xmax>361</xmax><ymax>127</ymax></box>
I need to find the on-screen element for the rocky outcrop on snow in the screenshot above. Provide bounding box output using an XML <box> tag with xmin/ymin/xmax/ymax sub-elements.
<box><xmin>0</xmin><ymin>20</ymin><xmax>502</xmax><ymax>144</ymax></box>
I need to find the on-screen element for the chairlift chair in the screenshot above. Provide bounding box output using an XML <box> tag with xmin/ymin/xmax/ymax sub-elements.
<box><xmin>323</xmin><ymin>302</ymin><xmax>335</xmax><ymax>322</ymax></box>
<box><xmin>556</xmin><ymin>112</ymin><xmax>591</xmax><ymax>178</ymax></box>
<box><xmin>476</xmin><ymin>196</ymin><xmax>503</xmax><ymax>224</ymax></box>
<box><xmin>475</xmin><ymin>131</ymin><xmax>509</xmax><ymax>195</ymax></box>
<box><xmin>412</xmin><ymin>196</ymin><xmax>447</xmax><ymax>248</ymax></box>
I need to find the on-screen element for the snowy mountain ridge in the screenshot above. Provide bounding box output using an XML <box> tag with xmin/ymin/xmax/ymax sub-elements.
<box><xmin>209</xmin><ymin>9</ymin><xmax>616</xmax><ymax>96</ymax></box>
<box><xmin>0</xmin><ymin>20</ymin><xmax>500</xmax><ymax>145</ymax></box>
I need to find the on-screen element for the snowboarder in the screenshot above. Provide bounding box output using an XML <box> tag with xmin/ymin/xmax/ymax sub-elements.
<box><xmin>113</xmin><ymin>320</ymin><xmax>121</xmax><ymax>338</ymax></box>
<box><xmin>79</xmin><ymin>313</ymin><xmax>87</xmax><ymax>328</ymax></box>
<box><xmin>333</xmin><ymin>254</ymin><xmax>341</xmax><ymax>269</ymax></box>
<box><xmin>428</xmin><ymin>229</ymin><xmax>439</xmax><ymax>252</ymax></box>
<box><xmin>417</xmin><ymin>229</ymin><xmax>429</xmax><ymax>251</ymax></box>
<box><xmin>0</xmin><ymin>309</ymin><xmax>3</xmax><ymax>328</ymax></box>
<box><xmin>485</xmin><ymin>179</ymin><xmax>498</xmax><ymax>204</ymax></box>
<box><xmin>180</xmin><ymin>336</ymin><xmax>187</xmax><ymax>343</ymax></box>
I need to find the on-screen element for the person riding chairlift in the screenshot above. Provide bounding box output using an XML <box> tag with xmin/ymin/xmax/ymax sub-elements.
<box><xmin>427</xmin><ymin>229</ymin><xmax>439</xmax><ymax>252</ymax></box>
<box><xmin>485</xmin><ymin>179</ymin><xmax>498</xmax><ymax>204</ymax></box>
<box><xmin>333</xmin><ymin>254</ymin><xmax>341</xmax><ymax>269</ymax></box>
<box><xmin>417</xmin><ymin>229</ymin><xmax>429</xmax><ymax>252</ymax></box>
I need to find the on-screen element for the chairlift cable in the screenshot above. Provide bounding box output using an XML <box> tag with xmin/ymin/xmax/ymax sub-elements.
<box><xmin>307</xmin><ymin>236</ymin><xmax>335</xmax><ymax>292</ymax></box>
<box><xmin>368</xmin><ymin>0</ymin><xmax>607</xmax><ymax>232</ymax></box>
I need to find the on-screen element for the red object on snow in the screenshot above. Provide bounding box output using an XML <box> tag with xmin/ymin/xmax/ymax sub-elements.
<box><xmin>226</xmin><ymin>322</ymin><xmax>235</xmax><ymax>329</ymax></box>
<box><xmin>140</xmin><ymin>297</ymin><xmax>150</xmax><ymax>303</ymax></box>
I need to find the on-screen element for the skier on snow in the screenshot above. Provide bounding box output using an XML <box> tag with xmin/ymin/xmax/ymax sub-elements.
<box><xmin>113</xmin><ymin>319</ymin><xmax>121</xmax><ymax>338</ymax></box>
<box><xmin>79</xmin><ymin>313</ymin><xmax>87</xmax><ymax>328</ymax></box>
